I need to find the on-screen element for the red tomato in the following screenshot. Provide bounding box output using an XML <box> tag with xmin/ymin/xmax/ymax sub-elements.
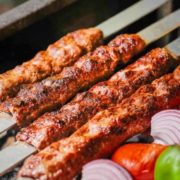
<box><xmin>112</xmin><ymin>143</ymin><xmax>166</xmax><ymax>180</ymax></box>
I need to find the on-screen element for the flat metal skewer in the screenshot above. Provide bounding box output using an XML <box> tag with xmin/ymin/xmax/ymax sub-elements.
<box><xmin>97</xmin><ymin>0</ymin><xmax>169</xmax><ymax>38</ymax></box>
<box><xmin>0</xmin><ymin>9</ymin><xmax>180</xmax><ymax>176</ymax></box>
<box><xmin>0</xmin><ymin>113</ymin><xmax>16</xmax><ymax>133</ymax></box>
<box><xmin>0</xmin><ymin>0</ymin><xmax>169</xmax><ymax>135</ymax></box>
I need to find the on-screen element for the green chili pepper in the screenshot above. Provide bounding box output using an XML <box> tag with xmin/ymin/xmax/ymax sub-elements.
<box><xmin>155</xmin><ymin>145</ymin><xmax>180</xmax><ymax>180</ymax></box>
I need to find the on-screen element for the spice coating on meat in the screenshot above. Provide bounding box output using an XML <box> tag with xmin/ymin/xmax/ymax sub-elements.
<box><xmin>16</xmin><ymin>48</ymin><xmax>178</xmax><ymax>150</ymax></box>
<box><xmin>0</xmin><ymin>34</ymin><xmax>145</xmax><ymax>127</ymax></box>
<box><xmin>0</xmin><ymin>28</ymin><xmax>103</xmax><ymax>102</ymax></box>
<box><xmin>18</xmin><ymin>66</ymin><xmax>180</xmax><ymax>180</ymax></box>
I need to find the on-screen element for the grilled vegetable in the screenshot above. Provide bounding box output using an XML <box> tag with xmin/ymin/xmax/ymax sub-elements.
<box><xmin>155</xmin><ymin>145</ymin><xmax>180</xmax><ymax>180</ymax></box>
<box><xmin>112</xmin><ymin>143</ymin><xmax>166</xmax><ymax>180</ymax></box>
<box><xmin>81</xmin><ymin>159</ymin><xmax>132</xmax><ymax>180</ymax></box>
<box><xmin>151</xmin><ymin>110</ymin><xmax>180</xmax><ymax>145</ymax></box>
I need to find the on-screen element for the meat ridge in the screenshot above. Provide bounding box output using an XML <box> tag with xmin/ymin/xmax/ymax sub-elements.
<box><xmin>16</xmin><ymin>48</ymin><xmax>178</xmax><ymax>149</ymax></box>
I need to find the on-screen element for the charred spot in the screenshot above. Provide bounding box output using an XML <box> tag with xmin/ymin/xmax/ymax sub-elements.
<box><xmin>41</xmin><ymin>88</ymin><xmax>48</xmax><ymax>95</ymax></box>
<box><xmin>100</xmin><ymin>103</ymin><xmax>110</xmax><ymax>109</ymax></box>
<box><xmin>13</xmin><ymin>99</ymin><xmax>25</xmax><ymax>106</ymax></box>
<box><xmin>120</xmin><ymin>86</ymin><xmax>130</xmax><ymax>96</ymax></box>
<box><xmin>57</xmin><ymin>120</ymin><xmax>65</xmax><ymax>126</ymax></box>
<box><xmin>110</xmin><ymin>126</ymin><xmax>123</xmax><ymax>135</ymax></box>
<box><xmin>29</xmin><ymin>98</ymin><xmax>37</xmax><ymax>104</ymax></box>
<box><xmin>132</xmin><ymin>75</ymin><xmax>151</xmax><ymax>88</ymax></box>
<box><xmin>121</xmin><ymin>116</ymin><xmax>133</xmax><ymax>124</ymax></box>
<box><xmin>124</xmin><ymin>70</ymin><xmax>135</xmax><ymax>78</ymax></box>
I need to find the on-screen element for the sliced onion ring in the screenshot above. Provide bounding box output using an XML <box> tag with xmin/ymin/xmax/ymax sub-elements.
<box><xmin>81</xmin><ymin>159</ymin><xmax>132</xmax><ymax>180</ymax></box>
<box><xmin>151</xmin><ymin>109</ymin><xmax>180</xmax><ymax>145</ymax></box>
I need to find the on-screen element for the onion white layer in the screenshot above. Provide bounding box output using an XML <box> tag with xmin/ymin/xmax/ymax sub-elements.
<box><xmin>151</xmin><ymin>109</ymin><xmax>180</xmax><ymax>145</ymax></box>
<box><xmin>81</xmin><ymin>159</ymin><xmax>132</xmax><ymax>180</ymax></box>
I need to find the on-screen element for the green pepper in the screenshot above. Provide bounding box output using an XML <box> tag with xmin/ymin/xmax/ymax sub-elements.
<box><xmin>155</xmin><ymin>145</ymin><xmax>180</xmax><ymax>180</ymax></box>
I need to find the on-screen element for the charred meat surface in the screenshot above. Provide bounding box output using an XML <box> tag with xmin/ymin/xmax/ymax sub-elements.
<box><xmin>0</xmin><ymin>34</ymin><xmax>145</xmax><ymax>127</ymax></box>
<box><xmin>18</xmin><ymin>66</ymin><xmax>180</xmax><ymax>180</ymax></box>
<box><xmin>0</xmin><ymin>28</ymin><xmax>103</xmax><ymax>101</ymax></box>
<box><xmin>16</xmin><ymin>48</ymin><xmax>178</xmax><ymax>150</ymax></box>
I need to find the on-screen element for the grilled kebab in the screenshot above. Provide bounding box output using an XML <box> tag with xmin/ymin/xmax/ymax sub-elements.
<box><xmin>0</xmin><ymin>28</ymin><xmax>103</xmax><ymax>102</ymax></box>
<box><xmin>16</xmin><ymin>48</ymin><xmax>178</xmax><ymax>150</ymax></box>
<box><xmin>18</xmin><ymin>66</ymin><xmax>180</xmax><ymax>180</ymax></box>
<box><xmin>0</xmin><ymin>34</ymin><xmax>145</xmax><ymax>127</ymax></box>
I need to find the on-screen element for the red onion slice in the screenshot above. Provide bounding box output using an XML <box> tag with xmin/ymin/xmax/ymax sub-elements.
<box><xmin>152</xmin><ymin>110</ymin><xmax>180</xmax><ymax>122</ymax></box>
<box><xmin>152</xmin><ymin>117</ymin><xmax>180</xmax><ymax>128</ymax></box>
<box><xmin>151</xmin><ymin>109</ymin><xmax>180</xmax><ymax>145</ymax></box>
<box><xmin>82</xmin><ymin>159</ymin><xmax>132</xmax><ymax>180</ymax></box>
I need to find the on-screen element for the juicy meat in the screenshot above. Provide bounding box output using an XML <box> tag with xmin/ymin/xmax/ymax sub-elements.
<box><xmin>16</xmin><ymin>48</ymin><xmax>178</xmax><ymax>150</ymax></box>
<box><xmin>18</xmin><ymin>66</ymin><xmax>180</xmax><ymax>180</ymax></box>
<box><xmin>0</xmin><ymin>34</ymin><xmax>145</xmax><ymax>127</ymax></box>
<box><xmin>0</xmin><ymin>28</ymin><xmax>103</xmax><ymax>101</ymax></box>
